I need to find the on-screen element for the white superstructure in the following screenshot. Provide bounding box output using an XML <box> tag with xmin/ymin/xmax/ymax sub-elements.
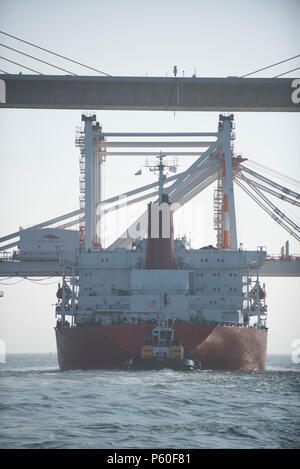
<box><xmin>55</xmin><ymin>240</ymin><xmax>267</xmax><ymax>329</ymax></box>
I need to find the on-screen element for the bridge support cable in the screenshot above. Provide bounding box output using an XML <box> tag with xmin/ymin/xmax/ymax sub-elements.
<box><xmin>234</xmin><ymin>179</ymin><xmax>300</xmax><ymax>242</ymax></box>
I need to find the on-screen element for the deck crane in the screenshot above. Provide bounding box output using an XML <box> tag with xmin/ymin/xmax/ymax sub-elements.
<box><xmin>0</xmin><ymin>114</ymin><xmax>299</xmax><ymax>279</ymax></box>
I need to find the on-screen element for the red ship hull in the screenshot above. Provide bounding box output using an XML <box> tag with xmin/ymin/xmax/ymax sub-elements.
<box><xmin>55</xmin><ymin>324</ymin><xmax>267</xmax><ymax>371</ymax></box>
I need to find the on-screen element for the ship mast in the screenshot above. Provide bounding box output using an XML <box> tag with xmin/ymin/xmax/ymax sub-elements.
<box><xmin>145</xmin><ymin>154</ymin><xmax>177</xmax><ymax>270</ymax></box>
<box><xmin>157</xmin><ymin>153</ymin><xmax>167</xmax><ymax>203</ymax></box>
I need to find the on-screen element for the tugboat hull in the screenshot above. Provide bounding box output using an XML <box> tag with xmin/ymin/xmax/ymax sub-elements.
<box><xmin>124</xmin><ymin>357</ymin><xmax>197</xmax><ymax>371</ymax></box>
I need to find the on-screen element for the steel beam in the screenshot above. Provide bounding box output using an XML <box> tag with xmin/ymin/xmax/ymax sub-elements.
<box><xmin>0</xmin><ymin>75</ymin><xmax>299</xmax><ymax>111</ymax></box>
<box><xmin>100</xmin><ymin>132</ymin><xmax>218</xmax><ymax>137</ymax></box>
<box><xmin>100</xmin><ymin>141</ymin><xmax>214</xmax><ymax>147</ymax></box>
<box><xmin>103</xmin><ymin>152</ymin><xmax>205</xmax><ymax>156</ymax></box>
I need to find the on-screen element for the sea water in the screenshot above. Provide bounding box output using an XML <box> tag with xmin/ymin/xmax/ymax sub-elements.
<box><xmin>0</xmin><ymin>354</ymin><xmax>299</xmax><ymax>449</ymax></box>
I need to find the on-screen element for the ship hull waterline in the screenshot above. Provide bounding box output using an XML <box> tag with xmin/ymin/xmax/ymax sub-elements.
<box><xmin>55</xmin><ymin>324</ymin><xmax>267</xmax><ymax>371</ymax></box>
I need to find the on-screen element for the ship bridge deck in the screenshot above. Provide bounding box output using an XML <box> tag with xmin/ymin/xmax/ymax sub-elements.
<box><xmin>0</xmin><ymin>254</ymin><xmax>299</xmax><ymax>278</ymax></box>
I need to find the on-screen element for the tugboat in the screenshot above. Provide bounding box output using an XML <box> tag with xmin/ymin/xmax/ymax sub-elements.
<box><xmin>124</xmin><ymin>319</ymin><xmax>200</xmax><ymax>371</ymax></box>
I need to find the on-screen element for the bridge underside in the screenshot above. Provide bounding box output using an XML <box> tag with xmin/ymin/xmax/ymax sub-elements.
<box><xmin>0</xmin><ymin>75</ymin><xmax>299</xmax><ymax>111</ymax></box>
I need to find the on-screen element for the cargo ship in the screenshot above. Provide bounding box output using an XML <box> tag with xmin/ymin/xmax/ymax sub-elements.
<box><xmin>54</xmin><ymin>233</ymin><xmax>268</xmax><ymax>371</ymax></box>
<box><xmin>54</xmin><ymin>114</ymin><xmax>268</xmax><ymax>371</ymax></box>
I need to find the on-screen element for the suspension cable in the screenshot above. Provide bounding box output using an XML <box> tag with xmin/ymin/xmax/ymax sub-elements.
<box><xmin>0</xmin><ymin>44</ymin><xmax>77</xmax><ymax>75</ymax></box>
<box><xmin>273</xmin><ymin>66</ymin><xmax>300</xmax><ymax>78</ymax></box>
<box><xmin>0</xmin><ymin>56</ymin><xmax>43</xmax><ymax>74</ymax></box>
<box><xmin>241</xmin><ymin>54</ymin><xmax>300</xmax><ymax>78</ymax></box>
<box><xmin>0</xmin><ymin>30</ymin><xmax>111</xmax><ymax>76</ymax></box>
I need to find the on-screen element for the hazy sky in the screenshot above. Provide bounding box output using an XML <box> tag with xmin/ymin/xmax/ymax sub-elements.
<box><xmin>0</xmin><ymin>0</ymin><xmax>299</xmax><ymax>354</ymax></box>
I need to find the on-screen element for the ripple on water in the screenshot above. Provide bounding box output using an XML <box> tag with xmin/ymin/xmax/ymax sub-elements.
<box><xmin>0</xmin><ymin>354</ymin><xmax>299</xmax><ymax>449</ymax></box>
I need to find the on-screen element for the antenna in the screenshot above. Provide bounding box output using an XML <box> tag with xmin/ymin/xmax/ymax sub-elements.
<box><xmin>145</xmin><ymin>153</ymin><xmax>179</xmax><ymax>203</ymax></box>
